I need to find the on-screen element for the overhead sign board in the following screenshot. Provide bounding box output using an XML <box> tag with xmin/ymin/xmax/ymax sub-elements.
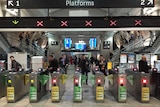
<box><xmin>7</xmin><ymin>0</ymin><xmax>154</xmax><ymax>9</ymax></box>
<box><xmin>0</xmin><ymin>16</ymin><xmax>159</xmax><ymax>28</ymax></box>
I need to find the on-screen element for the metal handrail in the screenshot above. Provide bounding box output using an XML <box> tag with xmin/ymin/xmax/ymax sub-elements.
<box><xmin>111</xmin><ymin>37</ymin><xmax>150</xmax><ymax>62</ymax></box>
<box><xmin>3</xmin><ymin>34</ymin><xmax>44</xmax><ymax>55</ymax></box>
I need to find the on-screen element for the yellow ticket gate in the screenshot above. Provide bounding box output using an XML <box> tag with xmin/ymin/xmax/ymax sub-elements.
<box><xmin>51</xmin><ymin>70</ymin><xmax>66</xmax><ymax>102</ymax></box>
<box><xmin>6</xmin><ymin>69</ymin><xmax>31</xmax><ymax>103</ymax></box>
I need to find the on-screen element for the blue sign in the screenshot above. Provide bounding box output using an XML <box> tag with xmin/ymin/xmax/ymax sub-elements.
<box><xmin>64</xmin><ymin>38</ymin><xmax>72</xmax><ymax>49</ymax></box>
<box><xmin>89</xmin><ymin>38</ymin><xmax>97</xmax><ymax>49</ymax></box>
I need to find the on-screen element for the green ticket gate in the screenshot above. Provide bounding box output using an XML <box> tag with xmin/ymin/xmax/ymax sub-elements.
<box><xmin>0</xmin><ymin>69</ymin><xmax>8</xmax><ymax>98</ymax></box>
<box><xmin>73</xmin><ymin>71</ymin><xmax>82</xmax><ymax>102</ymax></box>
<box><xmin>29</xmin><ymin>69</ymin><xmax>49</xmax><ymax>102</ymax></box>
<box><xmin>6</xmin><ymin>69</ymin><xmax>31</xmax><ymax>103</ymax></box>
<box><xmin>109</xmin><ymin>73</ymin><xmax>127</xmax><ymax>103</ymax></box>
<box><xmin>51</xmin><ymin>71</ymin><xmax>66</xmax><ymax>102</ymax></box>
<box><xmin>93</xmin><ymin>71</ymin><xmax>105</xmax><ymax>102</ymax></box>
<box><xmin>126</xmin><ymin>69</ymin><xmax>150</xmax><ymax>103</ymax></box>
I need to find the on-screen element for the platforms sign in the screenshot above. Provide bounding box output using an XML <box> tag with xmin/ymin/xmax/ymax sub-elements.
<box><xmin>7</xmin><ymin>0</ymin><xmax>154</xmax><ymax>9</ymax></box>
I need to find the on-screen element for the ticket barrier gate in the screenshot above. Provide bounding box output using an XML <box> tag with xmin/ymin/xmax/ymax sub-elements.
<box><xmin>51</xmin><ymin>69</ymin><xmax>66</xmax><ymax>102</ymax></box>
<box><xmin>93</xmin><ymin>71</ymin><xmax>105</xmax><ymax>102</ymax></box>
<box><xmin>109</xmin><ymin>72</ymin><xmax>127</xmax><ymax>103</ymax></box>
<box><xmin>0</xmin><ymin>69</ymin><xmax>8</xmax><ymax>98</ymax></box>
<box><xmin>73</xmin><ymin>68</ymin><xmax>82</xmax><ymax>102</ymax></box>
<box><xmin>6</xmin><ymin>69</ymin><xmax>31</xmax><ymax>103</ymax></box>
<box><xmin>29</xmin><ymin>69</ymin><xmax>49</xmax><ymax>102</ymax></box>
<box><xmin>125</xmin><ymin>69</ymin><xmax>150</xmax><ymax>103</ymax></box>
<box><xmin>150</xmin><ymin>68</ymin><xmax>160</xmax><ymax>99</ymax></box>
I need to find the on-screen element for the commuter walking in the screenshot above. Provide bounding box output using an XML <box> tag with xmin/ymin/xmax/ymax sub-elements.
<box><xmin>97</xmin><ymin>55</ymin><xmax>107</xmax><ymax>76</ymax></box>
<box><xmin>61</xmin><ymin>54</ymin><xmax>69</xmax><ymax>74</ymax></box>
<box><xmin>79</xmin><ymin>54</ymin><xmax>89</xmax><ymax>85</ymax></box>
<box><xmin>47</xmin><ymin>55</ymin><xmax>58</xmax><ymax>91</ymax></box>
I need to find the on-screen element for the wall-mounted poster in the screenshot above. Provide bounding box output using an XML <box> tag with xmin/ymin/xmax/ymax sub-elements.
<box><xmin>128</xmin><ymin>54</ymin><xmax>135</xmax><ymax>63</ymax></box>
<box><xmin>120</xmin><ymin>54</ymin><xmax>127</xmax><ymax>63</ymax></box>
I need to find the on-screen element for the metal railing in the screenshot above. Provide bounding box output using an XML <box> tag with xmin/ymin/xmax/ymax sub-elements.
<box><xmin>111</xmin><ymin>37</ymin><xmax>151</xmax><ymax>62</ymax></box>
<box><xmin>2</xmin><ymin>33</ymin><xmax>44</xmax><ymax>56</ymax></box>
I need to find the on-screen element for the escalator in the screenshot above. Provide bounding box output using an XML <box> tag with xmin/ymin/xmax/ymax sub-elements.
<box><xmin>111</xmin><ymin>31</ymin><xmax>159</xmax><ymax>63</ymax></box>
<box><xmin>0</xmin><ymin>32</ymin><xmax>45</xmax><ymax>56</ymax></box>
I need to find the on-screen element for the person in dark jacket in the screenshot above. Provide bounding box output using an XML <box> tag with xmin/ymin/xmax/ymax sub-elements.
<box><xmin>80</xmin><ymin>54</ymin><xmax>89</xmax><ymax>85</ymax></box>
<box><xmin>139</xmin><ymin>55</ymin><xmax>151</xmax><ymax>73</ymax></box>
<box><xmin>10</xmin><ymin>56</ymin><xmax>22</xmax><ymax>71</ymax></box>
<box><xmin>97</xmin><ymin>55</ymin><xmax>107</xmax><ymax>76</ymax></box>
<box><xmin>48</xmin><ymin>55</ymin><xmax>58</xmax><ymax>73</ymax></box>
<box><xmin>61</xmin><ymin>54</ymin><xmax>69</xmax><ymax>74</ymax></box>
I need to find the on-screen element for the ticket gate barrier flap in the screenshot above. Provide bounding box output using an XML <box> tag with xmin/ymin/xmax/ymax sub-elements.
<box><xmin>127</xmin><ymin>75</ymin><xmax>133</xmax><ymax>86</ymax></box>
<box><xmin>24</xmin><ymin>74</ymin><xmax>30</xmax><ymax>85</ymax></box>
<box><xmin>81</xmin><ymin>75</ymin><xmax>87</xmax><ymax>85</ymax></box>
<box><xmin>38</xmin><ymin>75</ymin><xmax>49</xmax><ymax>85</ymax></box>
<box><xmin>89</xmin><ymin>75</ymin><xmax>95</xmax><ymax>85</ymax></box>
<box><xmin>61</xmin><ymin>74</ymin><xmax>68</xmax><ymax>84</ymax></box>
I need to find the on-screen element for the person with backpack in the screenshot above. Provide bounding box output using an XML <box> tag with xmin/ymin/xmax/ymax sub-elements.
<box><xmin>10</xmin><ymin>56</ymin><xmax>22</xmax><ymax>71</ymax></box>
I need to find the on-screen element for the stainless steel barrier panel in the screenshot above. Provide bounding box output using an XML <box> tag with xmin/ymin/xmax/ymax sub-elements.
<box><xmin>126</xmin><ymin>69</ymin><xmax>150</xmax><ymax>103</ymax></box>
<box><xmin>29</xmin><ymin>69</ymin><xmax>49</xmax><ymax>103</ymax></box>
<box><xmin>51</xmin><ymin>70</ymin><xmax>66</xmax><ymax>102</ymax></box>
<box><xmin>150</xmin><ymin>68</ymin><xmax>160</xmax><ymax>99</ymax></box>
<box><xmin>6</xmin><ymin>69</ymin><xmax>31</xmax><ymax>103</ymax></box>
<box><xmin>109</xmin><ymin>72</ymin><xmax>127</xmax><ymax>103</ymax></box>
<box><xmin>0</xmin><ymin>69</ymin><xmax>8</xmax><ymax>98</ymax></box>
<box><xmin>93</xmin><ymin>71</ymin><xmax>105</xmax><ymax>102</ymax></box>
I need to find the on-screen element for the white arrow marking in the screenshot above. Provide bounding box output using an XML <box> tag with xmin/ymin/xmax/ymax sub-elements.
<box><xmin>147</xmin><ymin>0</ymin><xmax>153</xmax><ymax>5</ymax></box>
<box><xmin>8</xmin><ymin>1</ymin><xmax>14</xmax><ymax>6</ymax></box>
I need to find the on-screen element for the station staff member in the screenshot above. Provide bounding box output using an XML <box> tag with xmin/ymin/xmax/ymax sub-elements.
<box><xmin>139</xmin><ymin>55</ymin><xmax>151</xmax><ymax>73</ymax></box>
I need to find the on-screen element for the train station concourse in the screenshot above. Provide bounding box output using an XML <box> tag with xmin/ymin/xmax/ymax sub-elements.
<box><xmin>0</xmin><ymin>0</ymin><xmax>160</xmax><ymax>107</ymax></box>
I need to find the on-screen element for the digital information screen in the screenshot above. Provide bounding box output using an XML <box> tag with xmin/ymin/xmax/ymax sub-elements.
<box><xmin>7</xmin><ymin>0</ymin><xmax>154</xmax><ymax>9</ymax></box>
<box><xmin>64</xmin><ymin>38</ymin><xmax>72</xmax><ymax>49</ymax></box>
<box><xmin>75</xmin><ymin>43</ymin><xmax>86</xmax><ymax>50</ymax></box>
<box><xmin>89</xmin><ymin>38</ymin><xmax>97</xmax><ymax>49</ymax></box>
<box><xmin>0</xmin><ymin>16</ymin><xmax>160</xmax><ymax>28</ymax></box>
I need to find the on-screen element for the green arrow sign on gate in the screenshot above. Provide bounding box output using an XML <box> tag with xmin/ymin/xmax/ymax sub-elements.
<box><xmin>127</xmin><ymin>75</ymin><xmax>133</xmax><ymax>86</ymax></box>
<box><xmin>39</xmin><ymin>75</ymin><xmax>49</xmax><ymax>85</ymax></box>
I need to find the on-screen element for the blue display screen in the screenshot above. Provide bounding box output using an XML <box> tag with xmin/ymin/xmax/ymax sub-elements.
<box><xmin>64</xmin><ymin>38</ymin><xmax>72</xmax><ymax>49</ymax></box>
<box><xmin>89</xmin><ymin>38</ymin><xmax>97</xmax><ymax>49</ymax></box>
<box><xmin>75</xmin><ymin>43</ymin><xmax>86</xmax><ymax>50</ymax></box>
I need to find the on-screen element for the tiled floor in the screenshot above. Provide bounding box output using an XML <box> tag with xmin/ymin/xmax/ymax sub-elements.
<box><xmin>1</xmin><ymin>65</ymin><xmax>160</xmax><ymax>107</ymax></box>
